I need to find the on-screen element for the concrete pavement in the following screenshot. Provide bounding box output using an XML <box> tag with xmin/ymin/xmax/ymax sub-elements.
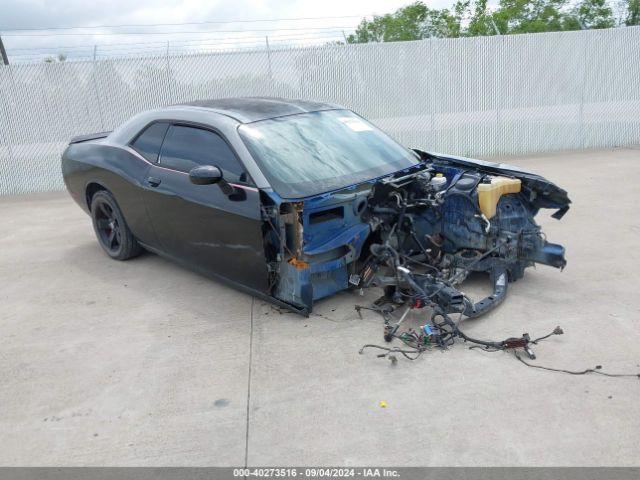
<box><xmin>1</xmin><ymin>147</ymin><xmax>639</xmax><ymax>466</ymax></box>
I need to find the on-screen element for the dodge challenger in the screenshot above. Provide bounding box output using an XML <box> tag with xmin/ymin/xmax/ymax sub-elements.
<box><xmin>62</xmin><ymin>97</ymin><xmax>570</xmax><ymax>317</ymax></box>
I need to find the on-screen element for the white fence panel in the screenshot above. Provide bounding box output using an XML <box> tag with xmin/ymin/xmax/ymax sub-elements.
<box><xmin>1</xmin><ymin>27</ymin><xmax>639</xmax><ymax>195</ymax></box>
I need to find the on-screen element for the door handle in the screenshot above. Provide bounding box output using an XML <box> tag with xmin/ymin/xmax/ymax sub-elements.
<box><xmin>147</xmin><ymin>177</ymin><xmax>161</xmax><ymax>187</ymax></box>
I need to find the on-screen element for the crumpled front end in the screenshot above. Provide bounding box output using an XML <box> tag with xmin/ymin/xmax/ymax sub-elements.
<box><xmin>261</xmin><ymin>187</ymin><xmax>372</xmax><ymax>314</ymax></box>
<box><xmin>260</xmin><ymin>151</ymin><xmax>570</xmax><ymax>317</ymax></box>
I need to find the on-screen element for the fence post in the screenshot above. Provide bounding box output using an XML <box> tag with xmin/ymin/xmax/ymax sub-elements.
<box><xmin>578</xmin><ymin>30</ymin><xmax>589</xmax><ymax>150</ymax></box>
<box><xmin>265</xmin><ymin>36</ymin><xmax>273</xmax><ymax>80</ymax></box>
<box><xmin>494</xmin><ymin>35</ymin><xmax>504</xmax><ymax>156</ymax></box>
<box><xmin>429</xmin><ymin>38</ymin><xmax>435</xmax><ymax>140</ymax></box>
<box><xmin>0</xmin><ymin>68</ymin><xmax>15</xmax><ymax>168</ymax></box>
<box><xmin>0</xmin><ymin>34</ymin><xmax>9</xmax><ymax>65</ymax></box>
<box><xmin>165</xmin><ymin>41</ymin><xmax>175</xmax><ymax>102</ymax></box>
<box><xmin>92</xmin><ymin>45</ymin><xmax>105</xmax><ymax>130</ymax></box>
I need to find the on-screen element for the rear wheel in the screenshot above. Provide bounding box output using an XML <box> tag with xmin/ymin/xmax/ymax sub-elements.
<box><xmin>90</xmin><ymin>190</ymin><xmax>142</xmax><ymax>260</ymax></box>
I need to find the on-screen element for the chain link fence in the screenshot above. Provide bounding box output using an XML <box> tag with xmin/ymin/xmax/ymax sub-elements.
<box><xmin>1</xmin><ymin>27</ymin><xmax>639</xmax><ymax>195</ymax></box>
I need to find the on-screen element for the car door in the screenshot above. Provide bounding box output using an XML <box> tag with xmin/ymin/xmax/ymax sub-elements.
<box><xmin>141</xmin><ymin>123</ymin><xmax>269</xmax><ymax>293</ymax></box>
<box><xmin>127</xmin><ymin>121</ymin><xmax>171</xmax><ymax>248</ymax></box>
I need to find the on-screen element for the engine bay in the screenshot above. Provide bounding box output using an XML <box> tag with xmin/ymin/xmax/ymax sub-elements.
<box><xmin>260</xmin><ymin>150</ymin><xmax>571</xmax><ymax>357</ymax></box>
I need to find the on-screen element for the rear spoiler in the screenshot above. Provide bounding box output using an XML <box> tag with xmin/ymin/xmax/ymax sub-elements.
<box><xmin>69</xmin><ymin>131</ymin><xmax>112</xmax><ymax>144</ymax></box>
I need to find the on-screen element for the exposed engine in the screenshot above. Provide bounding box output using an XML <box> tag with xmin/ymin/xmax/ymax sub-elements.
<box><xmin>356</xmin><ymin>154</ymin><xmax>567</xmax><ymax>321</ymax></box>
<box><xmin>263</xmin><ymin>149</ymin><xmax>571</xmax><ymax>350</ymax></box>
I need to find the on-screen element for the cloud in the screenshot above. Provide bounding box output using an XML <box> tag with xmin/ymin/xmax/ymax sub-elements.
<box><xmin>0</xmin><ymin>0</ymin><xmax>454</xmax><ymax>60</ymax></box>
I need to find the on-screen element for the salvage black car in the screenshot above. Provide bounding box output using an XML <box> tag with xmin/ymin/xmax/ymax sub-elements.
<box><xmin>62</xmin><ymin>97</ymin><xmax>570</xmax><ymax>318</ymax></box>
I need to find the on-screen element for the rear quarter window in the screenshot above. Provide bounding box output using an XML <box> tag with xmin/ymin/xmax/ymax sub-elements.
<box><xmin>130</xmin><ymin>122</ymin><xmax>169</xmax><ymax>162</ymax></box>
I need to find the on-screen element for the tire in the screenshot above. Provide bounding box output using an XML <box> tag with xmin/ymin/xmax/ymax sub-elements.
<box><xmin>90</xmin><ymin>190</ymin><xmax>143</xmax><ymax>260</ymax></box>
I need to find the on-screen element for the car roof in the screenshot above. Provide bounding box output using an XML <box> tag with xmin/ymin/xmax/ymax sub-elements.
<box><xmin>177</xmin><ymin>97</ymin><xmax>341</xmax><ymax>123</ymax></box>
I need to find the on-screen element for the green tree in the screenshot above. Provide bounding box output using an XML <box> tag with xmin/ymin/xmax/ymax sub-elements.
<box><xmin>624</xmin><ymin>0</ymin><xmax>640</xmax><ymax>25</ymax></box>
<box><xmin>347</xmin><ymin>0</ymin><xmax>622</xmax><ymax>43</ymax></box>
<box><xmin>466</xmin><ymin>0</ymin><xmax>503</xmax><ymax>35</ymax></box>
<box><xmin>347</xmin><ymin>2</ymin><xmax>426</xmax><ymax>43</ymax></box>
<box><xmin>43</xmin><ymin>53</ymin><xmax>67</xmax><ymax>63</ymax></box>
<box><xmin>573</xmin><ymin>0</ymin><xmax>615</xmax><ymax>28</ymax></box>
<box><xmin>493</xmin><ymin>0</ymin><xmax>571</xmax><ymax>34</ymax></box>
<box><xmin>346</xmin><ymin>1</ymin><xmax>462</xmax><ymax>43</ymax></box>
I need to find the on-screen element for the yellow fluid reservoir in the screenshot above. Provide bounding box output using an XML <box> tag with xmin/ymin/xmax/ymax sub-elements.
<box><xmin>477</xmin><ymin>176</ymin><xmax>522</xmax><ymax>219</ymax></box>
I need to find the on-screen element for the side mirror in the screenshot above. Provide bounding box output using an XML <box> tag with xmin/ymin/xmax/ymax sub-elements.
<box><xmin>189</xmin><ymin>165</ymin><xmax>222</xmax><ymax>185</ymax></box>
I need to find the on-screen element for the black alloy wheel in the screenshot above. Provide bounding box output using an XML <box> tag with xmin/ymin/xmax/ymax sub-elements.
<box><xmin>90</xmin><ymin>190</ymin><xmax>142</xmax><ymax>260</ymax></box>
<box><xmin>95</xmin><ymin>200</ymin><xmax>121</xmax><ymax>253</ymax></box>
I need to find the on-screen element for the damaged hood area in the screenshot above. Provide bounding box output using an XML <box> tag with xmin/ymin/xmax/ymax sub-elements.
<box><xmin>420</xmin><ymin>150</ymin><xmax>571</xmax><ymax>219</ymax></box>
<box><xmin>259</xmin><ymin>150</ymin><xmax>570</xmax><ymax>321</ymax></box>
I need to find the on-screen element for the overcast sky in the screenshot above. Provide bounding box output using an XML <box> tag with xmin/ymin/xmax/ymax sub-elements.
<box><xmin>0</xmin><ymin>0</ymin><xmax>456</xmax><ymax>61</ymax></box>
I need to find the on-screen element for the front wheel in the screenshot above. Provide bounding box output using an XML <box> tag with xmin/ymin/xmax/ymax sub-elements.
<box><xmin>90</xmin><ymin>190</ymin><xmax>142</xmax><ymax>260</ymax></box>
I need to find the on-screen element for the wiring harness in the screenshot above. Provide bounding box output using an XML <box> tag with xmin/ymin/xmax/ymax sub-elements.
<box><xmin>358</xmin><ymin>303</ymin><xmax>639</xmax><ymax>379</ymax></box>
<box><xmin>359</xmin><ymin>305</ymin><xmax>561</xmax><ymax>362</ymax></box>
<box><xmin>357</xmin><ymin>247</ymin><xmax>639</xmax><ymax>378</ymax></box>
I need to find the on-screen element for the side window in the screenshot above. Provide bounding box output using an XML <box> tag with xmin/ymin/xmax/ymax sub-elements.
<box><xmin>130</xmin><ymin>122</ymin><xmax>169</xmax><ymax>163</ymax></box>
<box><xmin>159</xmin><ymin>125</ymin><xmax>245</xmax><ymax>180</ymax></box>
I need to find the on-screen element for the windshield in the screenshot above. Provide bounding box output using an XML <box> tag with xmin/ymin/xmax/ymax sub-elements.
<box><xmin>238</xmin><ymin>109</ymin><xmax>419</xmax><ymax>198</ymax></box>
